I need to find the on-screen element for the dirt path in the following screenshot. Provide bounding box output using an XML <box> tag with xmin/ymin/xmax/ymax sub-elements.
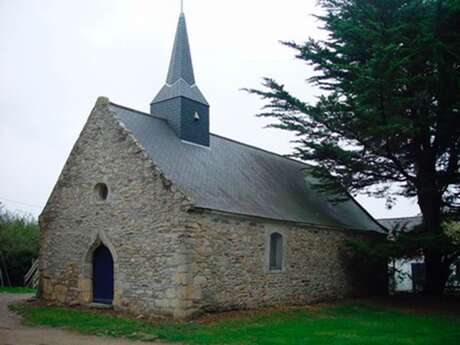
<box><xmin>0</xmin><ymin>293</ymin><xmax>172</xmax><ymax>345</ymax></box>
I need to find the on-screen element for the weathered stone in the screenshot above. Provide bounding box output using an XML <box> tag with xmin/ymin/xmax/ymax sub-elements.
<box><xmin>165</xmin><ymin>288</ymin><xmax>176</xmax><ymax>299</ymax></box>
<box><xmin>55</xmin><ymin>285</ymin><xmax>68</xmax><ymax>304</ymax></box>
<box><xmin>175</xmin><ymin>272</ymin><xmax>189</xmax><ymax>285</ymax></box>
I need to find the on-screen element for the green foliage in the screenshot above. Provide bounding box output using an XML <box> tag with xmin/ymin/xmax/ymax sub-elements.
<box><xmin>10</xmin><ymin>302</ymin><xmax>460</xmax><ymax>345</ymax></box>
<box><xmin>0</xmin><ymin>286</ymin><xmax>36</xmax><ymax>294</ymax></box>
<box><xmin>0</xmin><ymin>204</ymin><xmax>39</xmax><ymax>286</ymax></box>
<box><xmin>246</xmin><ymin>0</ymin><xmax>460</xmax><ymax>293</ymax></box>
<box><xmin>349</xmin><ymin>227</ymin><xmax>458</xmax><ymax>261</ymax></box>
<box><xmin>247</xmin><ymin>0</ymin><xmax>460</xmax><ymax>205</ymax></box>
<box><xmin>444</xmin><ymin>221</ymin><xmax>460</xmax><ymax>246</ymax></box>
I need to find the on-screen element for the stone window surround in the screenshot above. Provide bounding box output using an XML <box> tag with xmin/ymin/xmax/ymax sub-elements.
<box><xmin>79</xmin><ymin>230</ymin><xmax>121</xmax><ymax>308</ymax></box>
<box><xmin>93</xmin><ymin>179</ymin><xmax>111</xmax><ymax>204</ymax></box>
<box><xmin>264</xmin><ymin>227</ymin><xmax>286</xmax><ymax>274</ymax></box>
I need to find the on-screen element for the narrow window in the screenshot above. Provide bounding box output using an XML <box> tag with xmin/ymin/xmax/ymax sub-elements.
<box><xmin>269</xmin><ymin>232</ymin><xmax>283</xmax><ymax>271</ymax></box>
<box><xmin>94</xmin><ymin>183</ymin><xmax>109</xmax><ymax>201</ymax></box>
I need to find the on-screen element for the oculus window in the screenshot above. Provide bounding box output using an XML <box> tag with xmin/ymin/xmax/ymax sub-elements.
<box><xmin>94</xmin><ymin>183</ymin><xmax>109</xmax><ymax>201</ymax></box>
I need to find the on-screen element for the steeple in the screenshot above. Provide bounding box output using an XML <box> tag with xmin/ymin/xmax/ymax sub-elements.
<box><xmin>166</xmin><ymin>12</ymin><xmax>195</xmax><ymax>86</ymax></box>
<box><xmin>150</xmin><ymin>9</ymin><xmax>210</xmax><ymax>147</ymax></box>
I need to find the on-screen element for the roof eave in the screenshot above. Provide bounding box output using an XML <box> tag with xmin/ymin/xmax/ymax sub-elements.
<box><xmin>189</xmin><ymin>206</ymin><xmax>386</xmax><ymax>235</ymax></box>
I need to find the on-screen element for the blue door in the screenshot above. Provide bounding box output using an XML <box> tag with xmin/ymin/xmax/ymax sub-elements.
<box><xmin>92</xmin><ymin>244</ymin><xmax>114</xmax><ymax>304</ymax></box>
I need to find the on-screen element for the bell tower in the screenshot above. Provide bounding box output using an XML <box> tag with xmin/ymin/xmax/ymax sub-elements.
<box><xmin>150</xmin><ymin>7</ymin><xmax>210</xmax><ymax>147</ymax></box>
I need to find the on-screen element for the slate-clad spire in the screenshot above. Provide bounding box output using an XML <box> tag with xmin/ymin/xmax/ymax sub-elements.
<box><xmin>151</xmin><ymin>12</ymin><xmax>208</xmax><ymax>105</ymax></box>
<box><xmin>150</xmin><ymin>9</ymin><xmax>210</xmax><ymax>147</ymax></box>
<box><xmin>166</xmin><ymin>13</ymin><xmax>195</xmax><ymax>86</ymax></box>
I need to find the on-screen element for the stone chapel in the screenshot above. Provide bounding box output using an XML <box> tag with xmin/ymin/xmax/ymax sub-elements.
<box><xmin>39</xmin><ymin>9</ymin><xmax>386</xmax><ymax>320</ymax></box>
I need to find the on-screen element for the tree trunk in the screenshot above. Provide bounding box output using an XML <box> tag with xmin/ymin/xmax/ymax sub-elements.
<box><xmin>418</xmin><ymin>188</ymin><xmax>447</xmax><ymax>295</ymax></box>
<box><xmin>424</xmin><ymin>251</ymin><xmax>445</xmax><ymax>295</ymax></box>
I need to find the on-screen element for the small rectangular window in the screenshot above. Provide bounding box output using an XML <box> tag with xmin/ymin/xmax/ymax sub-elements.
<box><xmin>269</xmin><ymin>233</ymin><xmax>283</xmax><ymax>271</ymax></box>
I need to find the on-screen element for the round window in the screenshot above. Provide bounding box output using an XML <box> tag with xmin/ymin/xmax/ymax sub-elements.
<box><xmin>94</xmin><ymin>183</ymin><xmax>109</xmax><ymax>201</ymax></box>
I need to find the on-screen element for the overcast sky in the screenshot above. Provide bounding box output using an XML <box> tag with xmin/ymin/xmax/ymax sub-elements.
<box><xmin>0</xmin><ymin>0</ymin><xmax>420</xmax><ymax>219</ymax></box>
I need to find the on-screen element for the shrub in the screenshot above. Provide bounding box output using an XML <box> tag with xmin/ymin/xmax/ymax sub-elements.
<box><xmin>0</xmin><ymin>204</ymin><xmax>39</xmax><ymax>286</ymax></box>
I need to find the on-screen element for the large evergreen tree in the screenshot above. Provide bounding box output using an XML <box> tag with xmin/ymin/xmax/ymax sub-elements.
<box><xmin>247</xmin><ymin>0</ymin><xmax>460</xmax><ymax>294</ymax></box>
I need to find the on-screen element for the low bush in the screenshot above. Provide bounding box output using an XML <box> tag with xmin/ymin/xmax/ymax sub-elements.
<box><xmin>0</xmin><ymin>204</ymin><xmax>39</xmax><ymax>286</ymax></box>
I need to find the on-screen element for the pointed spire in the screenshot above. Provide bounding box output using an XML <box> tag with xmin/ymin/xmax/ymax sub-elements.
<box><xmin>166</xmin><ymin>12</ymin><xmax>195</xmax><ymax>85</ymax></box>
<box><xmin>150</xmin><ymin>5</ymin><xmax>210</xmax><ymax>146</ymax></box>
<box><xmin>151</xmin><ymin>10</ymin><xmax>208</xmax><ymax>107</ymax></box>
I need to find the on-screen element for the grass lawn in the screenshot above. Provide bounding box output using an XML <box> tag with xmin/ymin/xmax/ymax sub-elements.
<box><xmin>0</xmin><ymin>286</ymin><xmax>36</xmax><ymax>294</ymax></box>
<box><xmin>10</xmin><ymin>302</ymin><xmax>460</xmax><ymax>345</ymax></box>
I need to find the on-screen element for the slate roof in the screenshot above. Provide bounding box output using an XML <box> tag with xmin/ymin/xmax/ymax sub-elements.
<box><xmin>110</xmin><ymin>103</ymin><xmax>384</xmax><ymax>233</ymax></box>
<box><xmin>151</xmin><ymin>13</ymin><xmax>208</xmax><ymax>106</ymax></box>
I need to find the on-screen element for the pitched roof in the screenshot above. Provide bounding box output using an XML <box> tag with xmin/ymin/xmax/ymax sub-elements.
<box><xmin>151</xmin><ymin>13</ymin><xmax>208</xmax><ymax>106</ymax></box>
<box><xmin>110</xmin><ymin>103</ymin><xmax>383</xmax><ymax>233</ymax></box>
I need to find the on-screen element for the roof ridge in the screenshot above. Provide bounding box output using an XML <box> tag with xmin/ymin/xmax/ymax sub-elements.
<box><xmin>109</xmin><ymin>102</ymin><xmax>167</xmax><ymax>122</ymax></box>
<box><xmin>111</xmin><ymin>102</ymin><xmax>312</xmax><ymax>168</ymax></box>
<box><xmin>210</xmin><ymin>133</ymin><xmax>312</xmax><ymax>168</ymax></box>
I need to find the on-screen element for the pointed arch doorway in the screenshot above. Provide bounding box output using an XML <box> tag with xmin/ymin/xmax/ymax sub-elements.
<box><xmin>92</xmin><ymin>244</ymin><xmax>114</xmax><ymax>304</ymax></box>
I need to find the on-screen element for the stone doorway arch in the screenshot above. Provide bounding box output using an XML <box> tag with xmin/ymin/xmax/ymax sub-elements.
<box><xmin>79</xmin><ymin>232</ymin><xmax>120</xmax><ymax>307</ymax></box>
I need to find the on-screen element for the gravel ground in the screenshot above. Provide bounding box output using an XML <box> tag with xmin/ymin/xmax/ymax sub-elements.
<box><xmin>0</xmin><ymin>293</ymin><xmax>172</xmax><ymax>345</ymax></box>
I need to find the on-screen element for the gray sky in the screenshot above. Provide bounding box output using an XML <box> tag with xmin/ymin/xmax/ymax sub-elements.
<box><xmin>0</xmin><ymin>0</ymin><xmax>420</xmax><ymax>219</ymax></box>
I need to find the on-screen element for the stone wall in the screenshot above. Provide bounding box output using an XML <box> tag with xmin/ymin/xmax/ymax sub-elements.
<box><xmin>39</xmin><ymin>97</ymin><xmax>193</xmax><ymax>319</ymax></box>
<box><xmin>182</xmin><ymin>210</ymin><xmax>383</xmax><ymax>315</ymax></box>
